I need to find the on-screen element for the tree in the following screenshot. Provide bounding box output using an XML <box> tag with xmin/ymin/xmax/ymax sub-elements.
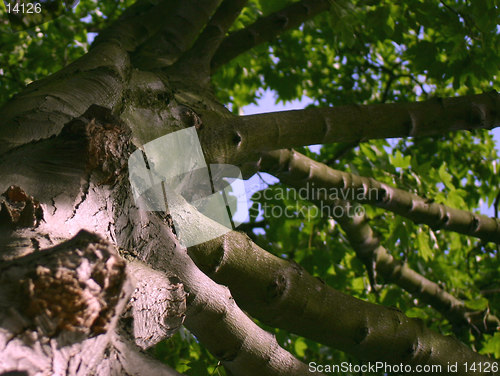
<box><xmin>0</xmin><ymin>0</ymin><xmax>499</xmax><ymax>375</ymax></box>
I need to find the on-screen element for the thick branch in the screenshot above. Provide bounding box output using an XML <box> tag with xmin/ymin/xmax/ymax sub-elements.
<box><xmin>90</xmin><ymin>0</ymin><xmax>164</xmax><ymax>51</ymax></box>
<box><xmin>177</xmin><ymin>0</ymin><xmax>249</xmax><ymax>71</ymax></box>
<box><xmin>211</xmin><ymin>0</ymin><xmax>331</xmax><ymax>71</ymax></box>
<box><xmin>54</xmin><ymin>108</ymin><xmax>489</xmax><ymax>370</ymax></box>
<box><xmin>0</xmin><ymin>42</ymin><xmax>130</xmax><ymax>156</ymax></box>
<box><xmin>230</xmin><ymin>91</ymin><xmax>500</xmax><ymax>154</ymax></box>
<box><xmin>130</xmin><ymin>0</ymin><xmax>223</xmax><ymax>69</ymax></box>
<box><xmin>334</xmin><ymin>201</ymin><xmax>500</xmax><ymax>333</ymax></box>
<box><xmin>115</xmin><ymin>210</ymin><xmax>315</xmax><ymax>376</ymax></box>
<box><xmin>0</xmin><ymin>108</ymin><xmax>312</xmax><ymax>375</ymax></box>
<box><xmin>258</xmin><ymin>149</ymin><xmax>500</xmax><ymax>243</ymax></box>
<box><xmin>258</xmin><ymin>149</ymin><xmax>500</xmax><ymax>331</ymax></box>
<box><xmin>189</xmin><ymin>231</ymin><xmax>493</xmax><ymax>375</ymax></box>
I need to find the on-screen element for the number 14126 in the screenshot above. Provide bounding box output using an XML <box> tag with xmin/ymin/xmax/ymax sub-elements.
<box><xmin>6</xmin><ymin>2</ymin><xmax>42</xmax><ymax>14</ymax></box>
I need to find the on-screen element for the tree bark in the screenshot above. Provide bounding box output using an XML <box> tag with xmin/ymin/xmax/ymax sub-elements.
<box><xmin>1</xmin><ymin>1</ymin><xmax>497</xmax><ymax>374</ymax></box>
<box><xmin>258</xmin><ymin>149</ymin><xmax>500</xmax><ymax>333</ymax></box>
<box><xmin>0</xmin><ymin>106</ymin><xmax>314</xmax><ymax>375</ymax></box>
<box><xmin>0</xmin><ymin>229</ymin><xmax>183</xmax><ymax>376</ymax></box>
<box><xmin>229</xmin><ymin>91</ymin><xmax>500</xmax><ymax>154</ymax></box>
<box><xmin>211</xmin><ymin>0</ymin><xmax>331</xmax><ymax>71</ymax></box>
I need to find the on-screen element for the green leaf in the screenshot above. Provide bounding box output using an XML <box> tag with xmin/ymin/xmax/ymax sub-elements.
<box><xmin>480</xmin><ymin>332</ymin><xmax>500</xmax><ymax>358</ymax></box>
<box><xmin>417</xmin><ymin>230</ymin><xmax>434</xmax><ymax>262</ymax></box>
<box><xmin>464</xmin><ymin>297</ymin><xmax>489</xmax><ymax>311</ymax></box>
<box><xmin>438</xmin><ymin>164</ymin><xmax>454</xmax><ymax>190</ymax></box>
<box><xmin>352</xmin><ymin>277</ymin><xmax>366</xmax><ymax>292</ymax></box>
<box><xmin>294</xmin><ymin>337</ymin><xmax>308</xmax><ymax>358</ymax></box>
<box><xmin>405</xmin><ymin>307</ymin><xmax>429</xmax><ymax>320</ymax></box>
<box><xmin>390</xmin><ymin>150</ymin><xmax>411</xmax><ymax>169</ymax></box>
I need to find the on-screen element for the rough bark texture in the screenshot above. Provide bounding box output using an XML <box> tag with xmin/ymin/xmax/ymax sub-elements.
<box><xmin>124</xmin><ymin>261</ymin><xmax>187</xmax><ymax>350</ymax></box>
<box><xmin>0</xmin><ymin>230</ymin><xmax>182</xmax><ymax>376</ymax></box>
<box><xmin>0</xmin><ymin>106</ymin><xmax>315</xmax><ymax>375</ymax></box>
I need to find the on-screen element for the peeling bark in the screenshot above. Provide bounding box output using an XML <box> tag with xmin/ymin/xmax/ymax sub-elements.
<box><xmin>123</xmin><ymin>261</ymin><xmax>186</xmax><ymax>350</ymax></box>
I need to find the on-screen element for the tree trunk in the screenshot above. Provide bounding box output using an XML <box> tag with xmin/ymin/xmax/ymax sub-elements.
<box><xmin>0</xmin><ymin>1</ymin><xmax>496</xmax><ymax>375</ymax></box>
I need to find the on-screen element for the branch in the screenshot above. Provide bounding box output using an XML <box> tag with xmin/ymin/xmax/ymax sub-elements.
<box><xmin>229</xmin><ymin>91</ymin><xmax>500</xmax><ymax>154</ymax></box>
<box><xmin>0</xmin><ymin>109</ymin><xmax>315</xmax><ymax>376</ymax></box>
<box><xmin>211</xmin><ymin>0</ymin><xmax>331</xmax><ymax>72</ymax></box>
<box><xmin>130</xmin><ymin>0</ymin><xmax>223</xmax><ymax>69</ymax></box>
<box><xmin>257</xmin><ymin>149</ymin><xmax>500</xmax><ymax>332</ymax></box>
<box><xmin>175</xmin><ymin>0</ymin><xmax>249</xmax><ymax>74</ymax></box>
<box><xmin>2</xmin><ymin>110</ymin><xmax>493</xmax><ymax>374</ymax></box>
<box><xmin>189</xmin><ymin>231</ymin><xmax>493</xmax><ymax>374</ymax></box>
<box><xmin>92</xmin><ymin>0</ymin><xmax>176</xmax><ymax>51</ymax></box>
<box><xmin>98</xmin><ymin>130</ymin><xmax>314</xmax><ymax>375</ymax></box>
<box><xmin>0</xmin><ymin>43</ymin><xmax>130</xmax><ymax>156</ymax></box>
<box><xmin>93</xmin><ymin>0</ymin><xmax>225</xmax><ymax>69</ymax></box>
<box><xmin>258</xmin><ymin>149</ymin><xmax>500</xmax><ymax>244</ymax></box>
<box><xmin>334</xmin><ymin>201</ymin><xmax>500</xmax><ymax>334</ymax></box>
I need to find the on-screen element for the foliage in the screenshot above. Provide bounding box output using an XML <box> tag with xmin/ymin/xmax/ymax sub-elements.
<box><xmin>0</xmin><ymin>0</ymin><xmax>133</xmax><ymax>105</ymax></box>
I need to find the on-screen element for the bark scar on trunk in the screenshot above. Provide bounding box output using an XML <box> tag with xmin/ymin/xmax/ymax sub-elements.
<box><xmin>0</xmin><ymin>230</ymin><xmax>128</xmax><ymax>345</ymax></box>
<box><xmin>60</xmin><ymin>104</ymin><xmax>133</xmax><ymax>186</ymax></box>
